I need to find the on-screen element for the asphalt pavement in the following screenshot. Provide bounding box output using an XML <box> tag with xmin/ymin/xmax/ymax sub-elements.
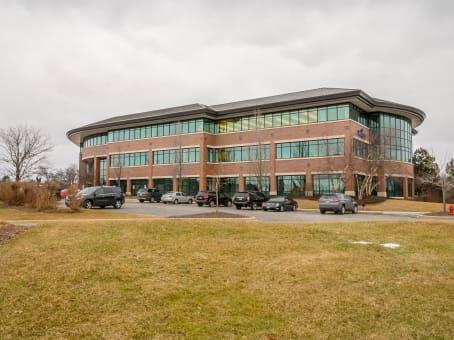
<box><xmin>106</xmin><ymin>200</ymin><xmax>426</xmax><ymax>223</ymax></box>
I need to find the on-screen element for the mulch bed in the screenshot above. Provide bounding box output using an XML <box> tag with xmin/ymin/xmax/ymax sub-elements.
<box><xmin>169</xmin><ymin>212</ymin><xmax>248</xmax><ymax>219</ymax></box>
<box><xmin>0</xmin><ymin>223</ymin><xmax>34</xmax><ymax>245</ymax></box>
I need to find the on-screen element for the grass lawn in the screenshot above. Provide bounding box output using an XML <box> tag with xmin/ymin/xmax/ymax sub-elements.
<box><xmin>296</xmin><ymin>198</ymin><xmax>448</xmax><ymax>213</ymax></box>
<box><xmin>0</xmin><ymin>206</ymin><xmax>149</xmax><ymax>221</ymax></box>
<box><xmin>0</xmin><ymin>220</ymin><xmax>453</xmax><ymax>338</ymax></box>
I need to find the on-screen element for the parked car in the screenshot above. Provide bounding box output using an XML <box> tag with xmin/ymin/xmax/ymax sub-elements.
<box><xmin>136</xmin><ymin>188</ymin><xmax>162</xmax><ymax>203</ymax></box>
<box><xmin>59</xmin><ymin>188</ymin><xmax>69</xmax><ymax>199</ymax></box>
<box><xmin>195</xmin><ymin>191</ymin><xmax>232</xmax><ymax>207</ymax></box>
<box><xmin>262</xmin><ymin>196</ymin><xmax>298</xmax><ymax>212</ymax></box>
<box><xmin>319</xmin><ymin>193</ymin><xmax>358</xmax><ymax>214</ymax></box>
<box><xmin>233</xmin><ymin>191</ymin><xmax>267</xmax><ymax>210</ymax></box>
<box><xmin>65</xmin><ymin>186</ymin><xmax>125</xmax><ymax>209</ymax></box>
<box><xmin>161</xmin><ymin>191</ymin><xmax>193</xmax><ymax>204</ymax></box>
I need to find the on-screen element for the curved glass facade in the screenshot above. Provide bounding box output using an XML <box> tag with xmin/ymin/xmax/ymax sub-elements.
<box><xmin>379</xmin><ymin>113</ymin><xmax>412</xmax><ymax>162</ymax></box>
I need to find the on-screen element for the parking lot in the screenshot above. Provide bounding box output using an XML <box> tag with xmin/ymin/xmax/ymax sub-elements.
<box><xmin>109</xmin><ymin>200</ymin><xmax>422</xmax><ymax>222</ymax></box>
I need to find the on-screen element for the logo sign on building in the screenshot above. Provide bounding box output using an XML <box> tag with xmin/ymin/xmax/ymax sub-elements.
<box><xmin>356</xmin><ymin>128</ymin><xmax>367</xmax><ymax>139</ymax></box>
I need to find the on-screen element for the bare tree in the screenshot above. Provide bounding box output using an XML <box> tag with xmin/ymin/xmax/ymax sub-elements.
<box><xmin>352</xmin><ymin>130</ymin><xmax>382</xmax><ymax>201</ymax></box>
<box><xmin>249</xmin><ymin>108</ymin><xmax>268</xmax><ymax>192</ymax></box>
<box><xmin>0</xmin><ymin>125</ymin><xmax>53</xmax><ymax>181</ymax></box>
<box><xmin>419</xmin><ymin>154</ymin><xmax>454</xmax><ymax>213</ymax></box>
<box><xmin>62</xmin><ymin>163</ymin><xmax>79</xmax><ymax>186</ymax></box>
<box><xmin>173</xmin><ymin>122</ymin><xmax>183</xmax><ymax>191</ymax></box>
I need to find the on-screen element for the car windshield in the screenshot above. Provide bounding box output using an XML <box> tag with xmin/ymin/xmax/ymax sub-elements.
<box><xmin>137</xmin><ymin>189</ymin><xmax>146</xmax><ymax>193</ymax></box>
<box><xmin>321</xmin><ymin>194</ymin><xmax>338</xmax><ymax>199</ymax></box>
<box><xmin>165</xmin><ymin>191</ymin><xmax>175</xmax><ymax>195</ymax></box>
<box><xmin>235</xmin><ymin>192</ymin><xmax>249</xmax><ymax>197</ymax></box>
<box><xmin>80</xmin><ymin>187</ymin><xmax>98</xmax><ymax>195</ymax></box>
<box><xmin>269</xmin><ymin>197</ymin><xmax>285</xmax><ymax>202</ymax></box>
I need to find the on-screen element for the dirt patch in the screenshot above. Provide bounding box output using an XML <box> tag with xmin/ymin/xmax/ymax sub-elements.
<box><xmin>0</xmin><ymin>223</ymin><xmax>34</xmax><ymax>245</ymax></box>
<box><xmin>169</xmin><ymin>212</ymin><xmax>249</xmax><ymax>219</ymax></box>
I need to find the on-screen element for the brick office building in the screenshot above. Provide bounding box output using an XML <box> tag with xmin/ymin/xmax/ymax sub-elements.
<box><xmin>67</xmin><ymin>88</ymin><xmax>425</xmax><ymax>198</ymax></box>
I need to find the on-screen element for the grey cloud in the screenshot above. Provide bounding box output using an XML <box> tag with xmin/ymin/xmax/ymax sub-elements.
<box><xmin>0</xmin><ymin>0</ymin><xmax>453</xmax><ymax>169</ymax></box>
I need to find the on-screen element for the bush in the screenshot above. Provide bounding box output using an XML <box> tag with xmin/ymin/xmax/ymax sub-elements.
<box><xmin>66</xmin><ymin>184</ymin><xmax>82</xmax><ymax>211</ymax></box>
<box><xmin>0</xmin><ymin>182</ymin><xmax>57</xmax><ymax>210</ymax></box>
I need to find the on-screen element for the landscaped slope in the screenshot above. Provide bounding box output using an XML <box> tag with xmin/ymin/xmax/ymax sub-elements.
<box><xmin>0</xmin><ymin>220</ymin><xmax>452</xmax><ymax>338</ymax></box>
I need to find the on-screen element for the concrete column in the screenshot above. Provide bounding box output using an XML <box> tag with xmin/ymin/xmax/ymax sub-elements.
<box><xmin>305</xmin><ymin>172</ymin><xmax>313</xmax><ymax>197</ymax></box>
<box><xmin>149</xmin><ymin>149</ymin><xmax>153</xmax><ymax>188</ymax></box>
<box><xmin>126</xmin><ymin>179</ymin><xmax>132</xmax><ymax>196</ymax></box>
<box><xmin>403</xmin><ymin>177</ymin><xmax>409</xmax><ymax>199</ymax></box>
<box><xmin>93</xmin><ymin>157</ymin><xmax>99</xmax><ymax>186</ymax></box>
<box><xmin>377</xmin><ymin>169</ymin><xmax>387</xmax><ymax>198</ymax></box>
<box><xmin>239</xmin><ymin>174</ymin><xmax>245</xmax><ymax>191</ymax></box>
<box><xmin>78</xmin><ymin>153</ymin><xmax>85</xmax><ymax>188</ymax></box>
<box><xmin>344</xmin><ymin>168</ymin><xmax>355</xmax><ymax>196</ymax></box>
<box><xmin>269</xmin><ymin>141</ymin><xmax>277</xmax><ymax>196</ymax></box>
<box><xmin>199</xmin><ymin>135</ymin><xmax>206</xmax><ymax>193</ymax></box>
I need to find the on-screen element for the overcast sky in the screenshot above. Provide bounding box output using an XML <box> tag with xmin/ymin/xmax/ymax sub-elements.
<box><xmin>1</xmin><ymin>0</ymin><xmax>453</xmax><ymax>169</ymax></box>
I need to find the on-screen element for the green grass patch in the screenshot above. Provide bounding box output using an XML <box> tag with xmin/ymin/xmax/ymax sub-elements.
<box><xmin>0</xmin><ymin>220</ymin><xmax>453</xmax><ymax>338</ymax></box>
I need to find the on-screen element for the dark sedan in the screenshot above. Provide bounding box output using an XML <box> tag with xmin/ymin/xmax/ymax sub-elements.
<box><xmin>262</xmin><ymin>196</ymin><xmax>298</xmax><ymax>212</ymax></box>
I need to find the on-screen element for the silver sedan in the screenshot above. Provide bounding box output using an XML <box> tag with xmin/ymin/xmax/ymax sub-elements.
<box><xmin>161</xmin><ymin>191</ymin><xmax>193</xmax><ymax>204</ymax></box>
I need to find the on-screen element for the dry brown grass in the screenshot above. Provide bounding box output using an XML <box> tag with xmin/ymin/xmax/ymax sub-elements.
<box><xmin>296</xmin><ymin>198</ymin><xmax>447</xmax><ymax>212</ymax></box>
<box><xmin>0</xmin><ymin>219</ymin><xmax>452</xmax><ymax>338</ymax></box>
<box><xmin>0</xmin><ymin>206</ymin><xmax>150</xmax><ymax>221</ymax></box>
<box><xmin>0</xmin><ymin>182</ymin><xmax>57</xmax><ymax>210</ymax></box>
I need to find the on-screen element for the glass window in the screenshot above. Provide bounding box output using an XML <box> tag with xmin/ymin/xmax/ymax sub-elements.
<box><xmin>272</xmin><ymin>113</ymin><xmax>282</xmax><ymax>127</ymax></box>
<box><xmin>248</xmin><ymin>116</ymin><xmax>256</xmax><ymax>130</ymax></box>
<box><xmin>281</xmin><ymin>112</ymin><xmax>290</xmax><ymax>126</ymax></box>
<box><xmin>327</xmin><ymin>106</ymin><xmax>337</xmax><ymax>121</ymax></box>
<box><xmin>318</xmin><ymin>139</ymin><xmax>327</xmax><ymax>156</ymax></box>
<box><xmin>264</xmin><ymin>114</ymin><xmax>273</xmax><ymax>128</ymax></box>
<box><xmin>245</xmin><ymin>176</ymin><xmax>270</xmax><ymax>194</ymax></box>
<box><xmin>290</xmin><ymin>111</ymin><xmax>299</xmax><ymax>125</ymax></box>
<box><xmin>318</xmin><ymin>107</ymin><xmax>327</xmax><ymax>122</ymax></box>
<box><xmin>308</xmin><ymin>109</ymin><xmax>317</xmax><ymax>123</ymax></box>
<box><xmin>313</xmin><ymin>174</ymin><xmax>344</xmax><ymax>195</ymax></box>
<box><xmin>277</xmin><ymin>175</ymin><xmax>305</xmax><ymax>197</ymax></box>
<box><xmin>309</xmin><ymin>140</ymin><xmax>318</xmax><ymax>157</ymax></box>
<box><xmin>241</xmin><ymin>116</ymin><xmax>249</xmax><ymax>131</ymax></box>
<box><xmin>338</xmin><ymin>105</ymin><xmax>349</xmax><ymax>120</ymax></box>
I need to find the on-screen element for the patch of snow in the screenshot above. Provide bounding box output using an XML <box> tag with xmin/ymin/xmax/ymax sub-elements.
<box><xmin>351</xmin><ymin>241</ymin><xmax>374</xmax><ymax>245</ymax></box>
<box><xmin>382</xmin><ymin>243</ymin><xmax>400</xmax><ymax>249</ymax></box>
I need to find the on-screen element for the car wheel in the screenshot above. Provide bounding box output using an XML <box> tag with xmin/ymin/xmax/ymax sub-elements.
<box><xmin>174</xmin><ymin>199</ymin><xmax>179</xmax><ymax>205</ymax></box>
<box><xmin>263</xmin><ymin>208</ymin><xmax>268</xmax><ymax>211</ymax></box>
<box><xmin>84</xmin><ymin>200</ymin><xmax>93</xmax><ymax>209</ymax></box>
<box><xmin>235</xmin><ymin>205</ymin><xmax>241</xmax><ymax>210</ymax></box>
<box><xmin>251</xmin><ymin>202</ymin><xmax>257</xmax><ymax>210</ymax></box>
<box><xmin>280</xmin><ymin>205</ymin><xmax>284</xmax><ymax>212</ymax></box>
<box><xmin>100</xmin><ymin>205</ymin><xmax>105</xmax><ymax>209</ymax></box>
<box><xmin>139</xmin><ymin>200</ymin><xmax>144</xmax><ymax>203</ymax></box>
<box><xmin>188</xmin><ymin>199</ymin><xmax>193</xmax><ymax>204</ymax></box>
<box><xmin>340</xmin><ymin>205</ymin><xmax>345</xmax><ymax>215</ymax></box>
<box><xmin>197</xmin><ymin>203</ymin><xmax>203</xmax><ymax>207</ymax></box>
<box><xmin>114</xmin><ymin>199</ymin><xmax>122</xmax><ymax>209</ymax></box>
<box><xmin>352</xmin><ymin>205</ymin><xmax>358</xmax><ymax>214</ymax></box>
<box><xmin>320</xmin><ymin>209</ymin><xmax>326</xmax><ymax>214</ymax></box>
<box><xmin>163</xmin><ymin>202</ymin><xmax>167</xmax><ymax>204</ymax></box>
<box><xmin>209</xmin><ymin>200</ymin><xmax>215</xmax><ymax>207</ymax></box>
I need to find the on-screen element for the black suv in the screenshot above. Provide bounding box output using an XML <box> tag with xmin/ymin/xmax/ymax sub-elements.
<box><xmin>196</xmin><ymin>191</ymin><xmax>232</xmax><ymax>207</ymax></box>
<box><xmin>66</xmin><ymin>186</ymin><xmax>125</xmax><ymax>209</ymax></box>
<box><xmin>136</xmin><ymin>188</ymin><xmax>162</xmax><ymax>203</ymax></box>
<box><xmin>233</xmin><ymin>191</ymin><xmax>267</xmax><ymax>210</ymax></box>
